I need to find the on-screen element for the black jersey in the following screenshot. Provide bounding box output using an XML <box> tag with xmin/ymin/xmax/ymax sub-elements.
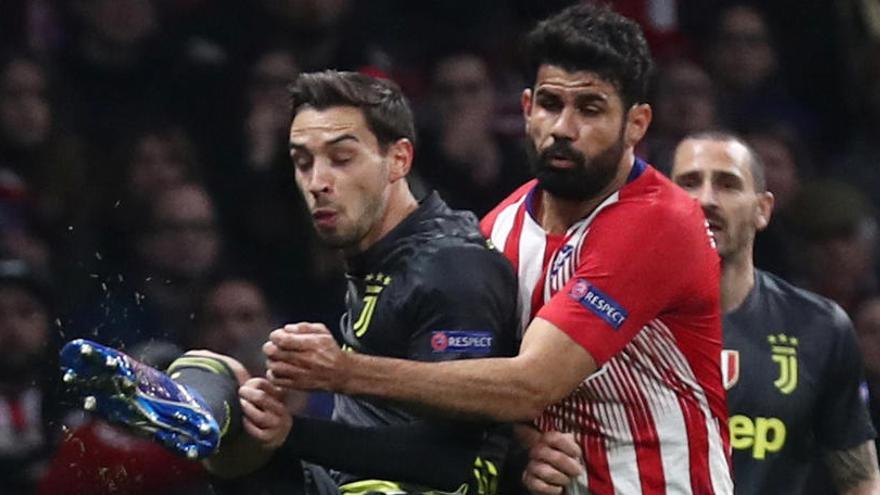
<box><xmin>332</xmin><ymin>192</ymin><xmax>519</xmax><ymax>491</ymax></box>
<box><xmin>723</xmin><ymin>269</ymin><xmax>876</xmax><ymax>494</ymax></box>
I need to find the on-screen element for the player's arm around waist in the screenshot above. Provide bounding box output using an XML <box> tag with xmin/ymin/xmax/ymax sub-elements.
<box><xmin>266</xmin><ymin>318</ymin><xmax>597</xmax><ymax>422</ymax></box>
<box><xmin>826</xmin><ymin>440</ymin><xmax>880</xmax><ymax>495</ymax></box>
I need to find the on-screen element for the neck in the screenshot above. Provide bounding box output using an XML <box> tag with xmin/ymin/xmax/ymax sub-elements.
<box><xmin>721</xmin><ymin>249</ymin><xmax>755</xmax><ymax>313</ymax></box>
<box><xmin>538</xmin><ymin>150</ymin><xmax>635</xmax><ymax>234</ymax></box>
<box><xmin>353</xmin><ymin>182</ymin><xmax>418</xmax><ymax>254</ymax></box>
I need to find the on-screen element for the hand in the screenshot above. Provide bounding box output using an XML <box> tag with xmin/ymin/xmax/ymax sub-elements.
<box><xmin>522</xmin><ymin>431</ymin><xmax>584</xmax><ymax>495</ymax></box>
<box><xmin>203</xmin><ymin>376</ymin><xmax>289</xmax><ymax>478</ymax></box>
<box><xmin>239</xmin><ymin>377</ymin><xmax>292</xmax><ymax>450</ymax></box>
<box><xmin>263</xmin><ymin>323</ymin><xmax>351</xmax><ymax>392</ymax></box>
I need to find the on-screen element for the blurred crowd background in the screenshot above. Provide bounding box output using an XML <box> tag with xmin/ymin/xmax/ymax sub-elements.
<box><xmin>1</xmin><ymin>0</ymin><xmax>880</xmax><ymax>493</ymax></box>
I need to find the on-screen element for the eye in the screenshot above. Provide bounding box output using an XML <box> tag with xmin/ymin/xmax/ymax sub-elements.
<box><xmin>291</xmin><ymin>152</ymin><xmax>313</xmax><ymax>171</ymax></box>
<box><xmin>716</xmin><ymin>175</ymin><xmax>744</xmax><ymax>191</ymax></box>
<box><xmin>331</xmin><ymin>152</ymin><xmax>354</xmax><ymax>165</ymax></box>
<box><xmin>536</xmin><ymin>93</ymin><xmax>563</xmax><ymax>112</ymax></box>
<box><xmin>674</xmin><ymin>176</ymin><xmax>700</xmax><ymax>190</ymax></box>
<box><xmin>578</xmin><ymin>104</ymin><xmax>602</xmax><ymax>116</ymax></box>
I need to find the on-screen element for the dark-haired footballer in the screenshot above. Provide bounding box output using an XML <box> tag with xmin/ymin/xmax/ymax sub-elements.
<box><xmin>265</xmin><ymin>5</ymin><xmax>733</xmax><ymax>495</ymax></box>
<box><xmin>671</xmin><ymin>133</ymin><xmax>879</xmax><ymax>495</ymax></box>
<box><xmin>60</xmin><ymin>69</ymin><xmax>518</xmax><ymax>495</ymax></box>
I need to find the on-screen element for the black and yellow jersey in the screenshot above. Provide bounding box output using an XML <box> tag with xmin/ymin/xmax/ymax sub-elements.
<box><xmin>723</xmin><ymin>269</ymin><xmax>876</xmax><ymax>494</ymax></box>
<box><xmin>331</xmin><ymin>192</ymin><xmax>519</xmax><ymax>493</ymax></box>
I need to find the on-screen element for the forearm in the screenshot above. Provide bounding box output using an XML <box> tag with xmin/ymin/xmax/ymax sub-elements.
<box><xmin>826</xmin><ymin>441</ymin><xmax>880</xmax><ymax>495</ymax></box>
<box><xmin>342</xmin><ymin>354</ymin><xmax>555</xmax><ymax>422</ymax></box>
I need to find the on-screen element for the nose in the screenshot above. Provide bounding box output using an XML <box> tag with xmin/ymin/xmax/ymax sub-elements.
<box><xmin>303</xmin><ymin>160</ymin><xmax>333</xmax><ymax>196</ymax></box>
<box><xmin>695</xmin><ymin>181</ymin><xmax>719</xmax><ymax>209</ymax></box>
<box><xmin>550</xmin><ymin>106</ymin><xmax>579</xmax><ymax>141</ymax></box>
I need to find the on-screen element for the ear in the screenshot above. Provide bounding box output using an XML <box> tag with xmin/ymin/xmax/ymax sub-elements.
<box><xmin>624</xmin><ymin>103</ymin><xmax>652</xmax><ymax>148</ymax></box>
<box><xmin>755</xmin><ymin>191</ymin><xmax>775</xmax><ymax>232</ymax></box>
<box><xmin>521</xmin><ymin>88</ymin><xmax>533</xmax><ymax>134</ymax></box>
<box><xmin>387</xmin><ymin>138</ymin><xmax>414</xmax><ymax>183</ymax></box>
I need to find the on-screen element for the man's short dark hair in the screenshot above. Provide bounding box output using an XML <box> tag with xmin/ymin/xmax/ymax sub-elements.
<box><xmin>289</xmin><ymin>70</ymin><xmax>416</xmax><ymax>150</ymax></box>
<box><xmin>526</xmin><ymin>3</ymin><xmax>654</xmax><ymax>109</ymax></box>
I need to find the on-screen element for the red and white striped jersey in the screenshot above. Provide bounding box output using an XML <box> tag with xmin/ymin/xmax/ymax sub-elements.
<box><xmin>481</xmin><ymin>161</ymin><xmax>732</xmax><ymax>494</ymax></box>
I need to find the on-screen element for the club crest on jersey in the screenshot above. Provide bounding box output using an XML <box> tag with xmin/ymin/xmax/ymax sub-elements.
<box><xmin>768</xmin><ymin>334</ymin><xmax>798</xmax><ymax>394</ymax></box>
<box><xmin>568</xmin><ymin>278</ymin><xmax>628</xmax><ymax>330</ymax></box>
<box><xmin>431</xmin><ymin>331</ymin><xmax>493</xmax><ymax>354</ymax></box>
<box><xmin>721</xmin><ymin>349</ymin><xmax>740</xmax><ymax>390</ymax></box>
<box><xmin>550</xmin><ymin>245</ymin><xmax>575</xmax><ymax>276</ymax></box>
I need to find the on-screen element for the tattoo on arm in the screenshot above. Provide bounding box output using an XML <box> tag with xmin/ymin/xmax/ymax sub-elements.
<box><xmin>825</xmin><ymin>441</ymin><xmax>880</xmax><ymax>493</ymax></box>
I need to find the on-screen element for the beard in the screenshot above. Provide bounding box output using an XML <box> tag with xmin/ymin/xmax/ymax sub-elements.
<box><xmin>527</xmin><ymin>131</ymin><xmax>626</xmax><ymax>201</ymax></box>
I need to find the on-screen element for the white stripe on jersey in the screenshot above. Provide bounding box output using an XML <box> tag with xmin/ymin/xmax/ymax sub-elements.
<box><xmin>488</xmin><ymin>198</ymin><xmax>520</xmax><ymax>253</ymax></box>
<box><xmin>518</xmin><ymin>215</ymin><xmax>547</xmax><ymax>333</ymax></box>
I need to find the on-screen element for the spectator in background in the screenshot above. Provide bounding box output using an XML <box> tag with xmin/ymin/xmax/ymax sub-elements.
<box><xmin>56</xmin><ymin>0</ymin><xmax>226</xmax><ymax>148</ymax></box>
<box><xmin>0</xmin><ymin>259</ymin><xmax>61</xmax><ymax>494</ymax></box>
<box><xmin>243</xmin><ymin>49</ymin><xmax>299</xmax><ymax>173</ymax></box>
<box><xmin>744</xmin><ymin>122</ymin><xmax>810</xmax><ymax>280</ymax></box>
<box><xmin>788</xmin><ymin>181</ymin><xmax>879</xmax><ymax>313</ymax></box>
<box><xmin>705</xmin><ymin>4</ymin><xmax>815</xmax><ymax>137</ymax></box>
<box><xmin>834</xmin><ymin>41</ymin><xmax>880</xmax><ymax>211</ymax></box>
<box><xmin>223</xmin><ymin>48</ymin><xmax>344</xmax><ymax>323</ymax></box>
<box><xmin>642</xmin><ymin>57</ymin><xmax>717</xmax><ymax>174</ymax></box>
<box><xmin>73</xmin><ymin>182</ymin><xmax>224</xmax><ymax>349</ymax></box>
<box><xmin>193</xmin><ymin>277</ymin><xmax>274</xmax><ymax>376</ymax></box>
<box><xmin>97</xmin><ymin>121</ymin><xmax>203</xmax><ymax>267</ymax></box>
<box><xmin>0</xmin><ymin>53</ymin><xmax>91</xmax><ymax>291</ymax></box>
<box><xmin>417</xmin><ymin>52</ymin><xmax>529</xmax><ymax>216</ymax></box>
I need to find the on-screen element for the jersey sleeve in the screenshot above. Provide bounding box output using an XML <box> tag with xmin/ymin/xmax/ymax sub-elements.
<box><xmin>536</xmin><ymin>200</ymin><xmax>718</xmax><ymax>365</ymax></box>
<box><xmin>405</xmin><ymin>244</ymin><xmax>519</xmax><ymax>361</ymax></box>
<box><xmin>814</xmin><ymin>304</ymin><xmax>877</xmax><ymax>451</ymax></box>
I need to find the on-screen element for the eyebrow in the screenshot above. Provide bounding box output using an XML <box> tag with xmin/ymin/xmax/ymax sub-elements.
<box><xmin>672</xmin><ymin>170</ymin><xmax>701</xmax><ymax>181</ymax></box>
<box><xmin>289</xmin><ymin>134</ymin><xmax>360</xmax><ymax>150</ymax></box>
<box><xmin>574</xmin><ymin>93</ymin><xmax>608</xmax><ymax>103</ymax></box>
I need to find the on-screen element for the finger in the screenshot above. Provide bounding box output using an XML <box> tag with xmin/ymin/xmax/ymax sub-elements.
<box><xmin>293</xmin><ymin>323</ymin><xmax>330</xmax><ymax>334</ymax></box>
<box><xmin>262</xmin><ymin>341</ymin><xmax>276</xmax><ymax>357</ymax></box>
<box><xmin>240</xmin><ymin>400</ymin><xmax>284</xmax><ymax>431</ymax></box>
<box><xmin>530</xmin><ymin>444</ymin><xmax>583</xmax><ymax>478</ymax></box>
<box><xmin>263</xmin><ymin>342</ymin><xmax>300</xmax><ymax>362</ymax></box>
<box><xmin>270</xmin><ymin>331</ymin><xmax>327</xmax><ymax>351</ymax></box>
<box><xmin>243</xmin><ymin>417</ymin><xmax>273</xmax><ymax>444</ymax></box>
<box><xmin>522</xmin><ymin>471</ymin><xmax>563</xmax><ymax>495</ymax></box>
<box><xmin>240</xmin><ymin>397</ymin><xmax>268</xmax><ymax>421</ymax></box>
<box><xmin>265</xmin><ymin>363</ymin><xmax>306</xmax><ymax>389</ymax></box>
<box><xmin>543</xmin><ymin>431</ymin><xmax>583</xmax><ymax>459</ymax></box>
<box><xmin>527</xmin><ymin>460</ymin><xmax>573</xmax><ymax>487</ymax></box>
<box><xmin>239</xmin><ymin>383</ymin><xmax>271</xmax><ymax>404</ymax></box>
<box><xmin>244</xmin><ymin>380</ymin><xmax>288</xmax><ymax>413</ymax></box>
<box><xmin>242</xmin><ymin>417</ymin><xmax>262</xmax><ymax>440</ymax></box>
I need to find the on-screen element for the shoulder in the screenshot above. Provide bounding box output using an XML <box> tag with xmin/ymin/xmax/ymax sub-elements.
<box><xmin>592</xmin><ymin>167</ymin><xmax>710</xmax><ymax>248</ymax></box>
<box><xmin>417</xmin><ymin>241</ymin><xmax>516</xmax><ymax>289</ymax></box>
<box><xmin>623</xmin><ymin>166</ymin><xmax>704</xmax><ymax>223</ymax></box>
<box><xmin>758</xmin><ymin>270</ymin><xmax>854</xmax><ymax>332</ymax></box>
<box><xmin>480</xmin><ymin>179</ymin><xmax>536</xmax><ymax>233</ymax></box>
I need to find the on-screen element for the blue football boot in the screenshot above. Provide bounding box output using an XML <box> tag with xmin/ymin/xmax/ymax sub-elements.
<box><xmin>59</xmin><ymin>339</ymin><xmax>220</xmax><ymax>460</ymax></box>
